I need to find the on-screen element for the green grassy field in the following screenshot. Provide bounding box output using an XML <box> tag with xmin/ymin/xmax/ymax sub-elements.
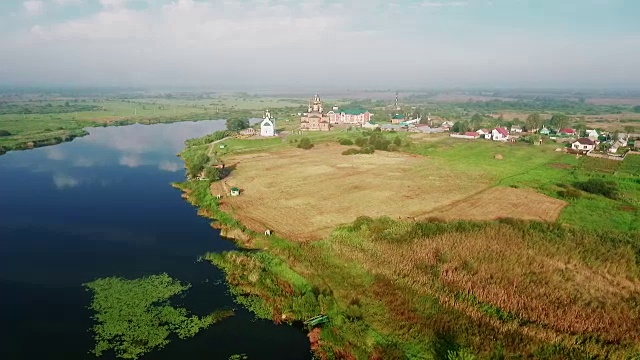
<box><xmin>176</xmin><ymin>130</ymin><xmax>640</xmax><ymax>359</ymax></box>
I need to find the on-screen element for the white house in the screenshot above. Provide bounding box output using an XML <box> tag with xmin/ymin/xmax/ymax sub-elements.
<box><xmin>571</xmin><ymin>138</ymin><xmax>596</xmax><ymax>152</ymax></box>
<box><xmin>476</xmin><ymin>129</ymin><xmax>491</xmax><ymax>139</ymax></box>
<box><xmin>491</xmin><ymin>128</ymin><xmax>509</xmax><ymax>141</ymax></box>
<box><xmin>586</xmin><ymin>129</ymin><xmax>599</xmax><ymax>140</ymax></box>
<box><xmin>510</xmin><ymin>125</ymin><xmax>523</xmax><ymax>133</ymax></box>
<box><xmin>260</xmin><ymin>110</ymin><xmax>276</xmax><ymax>137</ymax></box>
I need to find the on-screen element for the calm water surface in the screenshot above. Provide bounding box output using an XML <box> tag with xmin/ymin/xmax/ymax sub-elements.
<box><xmin>0</xmin><ymin>121</ymin><xmax>310</xmax><ymax>360</ymax></box>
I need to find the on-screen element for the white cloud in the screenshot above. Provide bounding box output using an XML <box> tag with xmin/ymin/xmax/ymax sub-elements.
<box><xmin>119</xmin><ymin>154</ymin><xmax>142</xmax><ymax>167</ymax></box>
<box><xmin>53</xmin><ymin>173</ymin><xmax>80</xmax><ymax>189</ymax></box>
<box><xmin>73</xmin><ymin>156</ymin><xmax>95</xmax><ymax>167</ymax></box>
<box><xmin>158</xmin><ymin>161</ymin><xmax>182</xmax><ymax>172</ymax></box>
<box><xmin>46</xmin><ymin>147</ymin><xmax>65</xmax><ymax>160</ymax></box>
<box><xmin>52</xmin><ymin>0</ymin><xmax>84</xmax><ymax>6</ymax></box>
<box><xmin>23</xmin><ymin>1</ymin><xmax>44</xmax><ymax>16</ymax></box>
<box><xmin>1</xmin><ymin>0</ymin><xmax>638</xmax><ymax>88</ymax></box>
<box><xmin>98</xmin><ymin>0</ymin><xmax>131</xmax><ymax>8</ymax></box>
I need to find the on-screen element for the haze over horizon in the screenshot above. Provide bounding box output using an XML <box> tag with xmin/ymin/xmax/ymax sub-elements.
<box><xmin>1</xmin><ymin>0</ymin><xmax>639</xmax><ymax>89</ymax></box>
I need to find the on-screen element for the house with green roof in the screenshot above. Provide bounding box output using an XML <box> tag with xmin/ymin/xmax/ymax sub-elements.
<box><xmin>327</xmin><ymin>107</ymin><xmax>371</xmax><ymax>125</ymax></box>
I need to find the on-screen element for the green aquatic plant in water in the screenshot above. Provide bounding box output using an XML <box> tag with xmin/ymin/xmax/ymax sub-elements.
<box><xmin>84</xmin><ymin>273</ymin><xmax>233</xmax><ymax>359</ymax></box>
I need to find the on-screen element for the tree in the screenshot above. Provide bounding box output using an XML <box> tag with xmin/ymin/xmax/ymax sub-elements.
<box><xmin>575</xmin><ymin>122</ymin><xmax>587</xmax><ymax>136</ymax></box>
<box><xmin>633</xmin><ymin>105</ymin><xmax>640</xmax><ymax>113</ymax></box>
<box><xmin>470</xmin><ymin>113</ymin><xmax>483</xmax><ymax>129</ymax></box>
<box><xmin>226</xmin><ymin>117</ymin><xmax>250</xmax><ymax>131</ymax></box>
<box><xmin>372</xmin><ymin>112</ymin><xmax>390</xmax><ymax>123</ymax></box>
<box><xmin>393</xmin><ymin>136</ymin><xmax>402</xmax><ymax>147</ymax></box>
<box><xmin>452</xmin><ymin>121</ymin><xmax>468</xmax><ymax>133</ymax></box>
<box><xmin>624</xmin><ymin>125</ymin><xmax>635</xmax><ymax>134</ymax></box>
<box><xmin>550</xmin><ymin>113</ymin><xmax>568</xmax><ymax>131</ymax></box>
<box><xmin>297</xmin><ymin>137</ymin><xmax>314</xmax><ymax>150</ymax></box>
<box><xmin>525</xmin><ymin>113</ymin><xmax>542</xmax><ymax>132</ymax></box>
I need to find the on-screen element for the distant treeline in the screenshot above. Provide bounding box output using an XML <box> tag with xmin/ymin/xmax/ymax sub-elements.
<box><xmin>407</xmin><ymin>97</ymin><xmax>630</xmax><ymax>115</ymax></box>
<box><xmin>0</xmin><ymin>103</ymin><xmax>103</xmax><ymax>115</ymax></box>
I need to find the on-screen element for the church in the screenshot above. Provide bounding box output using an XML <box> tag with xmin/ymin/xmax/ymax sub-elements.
<box><xmin>300</xmin><ymin>94</ymin><xmax>330</xmax><ymax>131</ymax></box>
<box><xmin>260</xmin><ymin>110</ymin><xmax>276</xmax><ymax>137</ymax></box>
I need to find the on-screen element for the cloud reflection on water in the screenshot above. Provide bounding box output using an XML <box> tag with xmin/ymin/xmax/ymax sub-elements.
<box><xmin>53</xmin><ymin>173</ymin><xmax>80</xmax><ymax>189</ymax></box>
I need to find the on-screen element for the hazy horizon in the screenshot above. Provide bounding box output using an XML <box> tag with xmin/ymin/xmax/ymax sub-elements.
<box><xmin>1</xmin><ymin>0</ymin><xmax>639</xmax><ymax>89</ymax></box>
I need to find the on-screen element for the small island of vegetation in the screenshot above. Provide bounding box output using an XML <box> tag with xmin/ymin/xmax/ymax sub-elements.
<box><xmin>84</xmin><ymin>273</ymin><xmax>233</xmax><ymax>359</ymax></box>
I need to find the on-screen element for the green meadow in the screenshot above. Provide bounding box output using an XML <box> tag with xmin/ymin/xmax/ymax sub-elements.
<box><xmin>177</xmin><ymin>129</ymin><xmax>640</xmax><ymax>359</ymax></box>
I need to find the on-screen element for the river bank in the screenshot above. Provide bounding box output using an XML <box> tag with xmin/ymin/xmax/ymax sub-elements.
<box><xmin>175</xmin><ymin>131</ymin><xmax>640</xmax><ymax>359</ymax></box>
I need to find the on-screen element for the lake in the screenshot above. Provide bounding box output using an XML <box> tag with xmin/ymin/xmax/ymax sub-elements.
<box><xmin>0</xmin><ymin>121</ymin><xmax>310</xmax><ymax>360</ymax></box>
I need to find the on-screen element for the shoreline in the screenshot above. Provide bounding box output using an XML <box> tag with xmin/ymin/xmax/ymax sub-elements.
<box><xmin>173</xmin><ymin>133</ymin><xmax>640</xmax><ymax>359</ymax></box>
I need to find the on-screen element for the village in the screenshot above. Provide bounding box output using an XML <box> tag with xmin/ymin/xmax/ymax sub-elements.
<box><xmin>235</xmin><ymin>92</ymin><xmax>640</xmax><ymax>162</ymax></box>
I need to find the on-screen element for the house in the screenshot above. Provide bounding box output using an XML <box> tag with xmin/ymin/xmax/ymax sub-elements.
<box><xmin>327</xmin><ymin>108</ymin><xmax>371</xmax><ymax>125</ymax></box>
<box><xmin>300</xmin><ymin>94</ymin><xmax>331</xmax><ymax>131</ymax></box>
<box><xmin>260</xmin><ymin>110</ymin><xmax>276</xmax><ymax>137</ymax></box>
<box><xmin>539</xmin><ymin>127</ymin><xmax>551</xmax><ymax>135</ymax></box>
<box><xmin>230</xmin><ymin>187</ymin><xmax>240</xmax><ymax>196</ymax></box>
<box><xmin>476</xmin><ymin>129</ymin><xmax>491</xmax><ymax>139</ymax></box>
<box><xmin>491</xmin><ymin>128</ymin><xmax>509</xmax><ymax>141</ymax></box>
<box><xmin>585</xmin><ymin>129</ymin><xmax>599</xmax><ymax>140</ymax></box>
<box><xmin>510</xmin><ymin>125</ymin><xmax>523</xmax><ymax>133</ymax></box>
<box><xmin>559</xmin><ymin>128</ymin><xmax>577</xmax><ymax>136</ymax></box>
<box><xmin>571</xmin><ymin>138</ymin><xmax>596</xmax><ymax>152</ymax></box>
<box><xmin>391</xmin><ymin>113</ymin><xmax>406</xmax><ymax>124</ymax></box>
<box><xmin>362</xmin><ymin>121</ymin><xmax>379</xmax><ymax>130</ymax></box>
<box><xmin>441</xmin><ymin>121</ymin><xmax>455</xmax><ymax>129</ymax></box>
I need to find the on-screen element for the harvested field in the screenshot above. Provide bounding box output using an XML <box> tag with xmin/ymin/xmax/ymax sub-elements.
<box><xmin>424</xmin><ymin>187</ymin><xmax>567</xmax><ymax>222</ymax></box>
<box><xmin>212</xmin><ymin>145</ymin><xmax>494</xmax><ymax>240</ymax></box>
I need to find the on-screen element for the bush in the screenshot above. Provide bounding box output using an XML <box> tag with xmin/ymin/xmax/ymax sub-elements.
<box><xmin>355</xmin><ymin>137</ymin><xmax>369</xmax><ymax>147</ymax></box>
<box><xmin>558</xmin><ymin>188</ymin><xmax>582</xmax><ymax>199</ymax></box>
<box><xmin>339</xmin><ymin>138</ymin><xmax>354</xmax><ymax>146</ymax></box>
<box><xmin>393</xmin><ymin>136</ymin><xmax>402</xmax><ymax>147</ymax></box>
<box><xmin>388</xmin><ymin>144</ymin><xmax>399</xmax><ymax>152</ymax></box>
<box><xmin>297</xmin><ymin>137</ymin><xmax>314</xmax><ymax>150</ymax></box>
<box><xmin>0</xmin><ymin>130</ymin><xmax>11</xmax><ymax>136</ymax></box>
<box><xmin>342</xmin><ymin>148</ymin><xmax>362</xmax><ymax>155</ymax></box>
<box><xmin>573</xmin><ymin>178</ymin><xmax>618</xmax><ymax>199</ymax></box>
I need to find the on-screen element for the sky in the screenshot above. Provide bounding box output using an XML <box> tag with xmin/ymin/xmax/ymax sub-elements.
<box><xmin>0</xmin><ymin>0</ymin><xmax>639</xmax><ymax>89</ymax></box>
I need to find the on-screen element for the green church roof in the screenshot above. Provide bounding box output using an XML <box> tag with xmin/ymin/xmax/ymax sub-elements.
<box><xmin>341</xmin><ymin>108</ymin><xmax>368</xmax><ymax>115</ymax></box>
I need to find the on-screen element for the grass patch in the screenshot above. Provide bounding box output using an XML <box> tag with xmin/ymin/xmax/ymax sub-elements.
<box><xmin>84</xmin><ymin>273</ymin><xmax>233</xmax><ymax>359</ymax></box>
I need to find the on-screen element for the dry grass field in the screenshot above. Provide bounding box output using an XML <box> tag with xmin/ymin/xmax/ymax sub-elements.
<box><xmin>212</xmin><ymin>145</ymin><xmax>565</xmax><ymax>241</ymax></box>
<box><xmin>426</xmin><ymin>186</ymin><xmax>567</xmax><ymax>222</ymax></box>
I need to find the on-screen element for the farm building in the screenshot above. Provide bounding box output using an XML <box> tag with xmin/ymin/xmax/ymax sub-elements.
<box><xmin>491</xmin><ymin>128</ymin><xmax>509</xmax><ymax>141</ymax></box>
<box><xmin>510</xmin><ymin>125</ymin><xmax>523</xmax><ymax>133</ymax></box>
<box><xmin>571</xmin><ymin>138</ymin><xmax>596</xmax><ymax>152</ymax></box>
<box><xmin>450</xmin><ymin>132</ymin><xmax>480</xmax><ymax>139</ymax></box>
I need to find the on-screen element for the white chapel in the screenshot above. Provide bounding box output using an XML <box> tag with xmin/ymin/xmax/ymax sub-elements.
<box><xmin>260</xmin><ymin>110</ymin><xmax>276</xmax><ymax>137</ymax></box>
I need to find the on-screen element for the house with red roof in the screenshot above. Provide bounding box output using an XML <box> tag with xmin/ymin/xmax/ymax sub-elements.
<box><xmin>559</xmin><ymin>128</ymin><xmax>577</xmax><ymax>136</ymax></box>
<box><xmin>491</xmin><ymin>127</ymin><xmax>509</xmax><ymax>141</ymax></box>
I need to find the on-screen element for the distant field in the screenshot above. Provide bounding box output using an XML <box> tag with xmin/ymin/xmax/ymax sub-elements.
<box><xmin>587</xmin><ymin>97</ymin><xmax>640</xmax><ymax>105</ymax></box>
